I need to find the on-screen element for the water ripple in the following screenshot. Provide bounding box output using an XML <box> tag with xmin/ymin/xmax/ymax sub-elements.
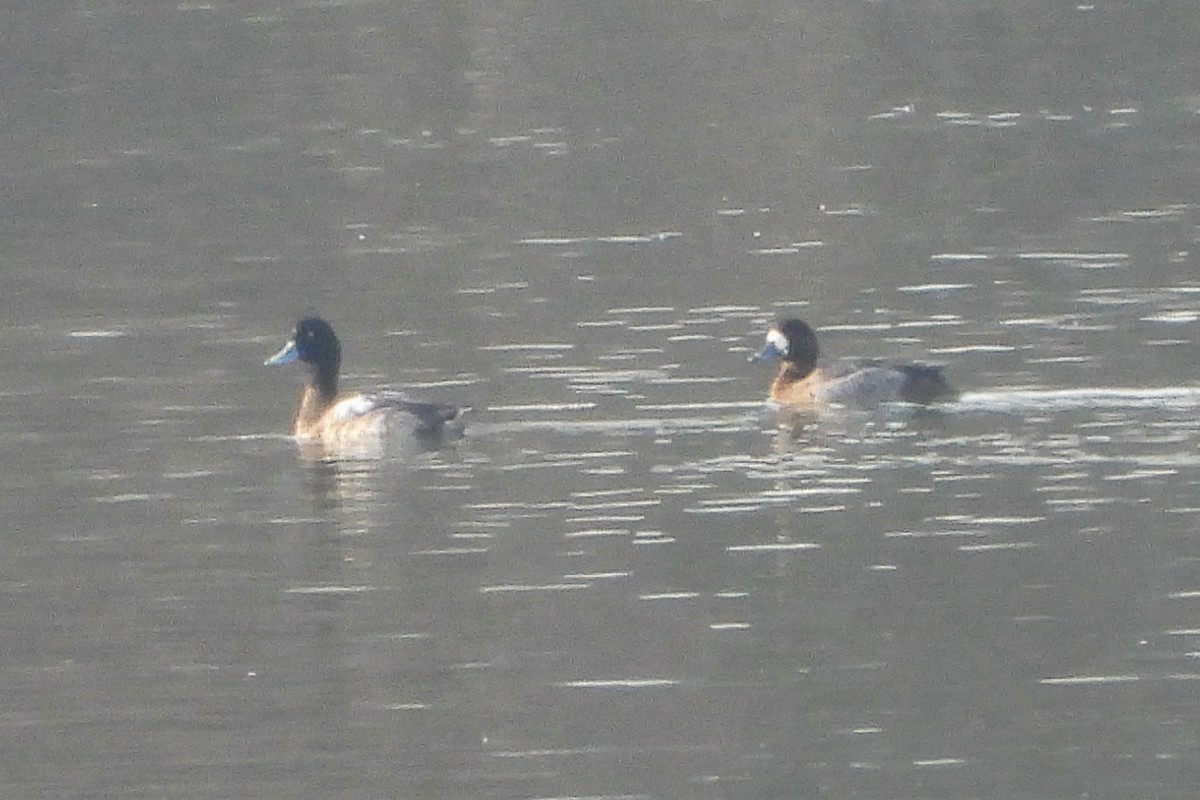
<box><xmin>957</xmin><ymin>387</ymin><xmax>1200</xmax><ymax>411</ymax></box>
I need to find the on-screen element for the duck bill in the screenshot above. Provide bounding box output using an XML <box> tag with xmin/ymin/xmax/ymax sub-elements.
<box><xmin>265</xmin><ymin>340</ymin><xmax>300</xmax><ymax>366</ymax></box>
<box><xmin>749</xmin><ymin>341</ymin><xmax>784</xmax><ymax>363</ymax></box>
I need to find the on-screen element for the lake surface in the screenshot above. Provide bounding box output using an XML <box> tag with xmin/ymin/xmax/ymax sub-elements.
<box><xmin>5</xmin><ymin>1</ymin><xmax>1200</xmax><ymax>798</ymax></box>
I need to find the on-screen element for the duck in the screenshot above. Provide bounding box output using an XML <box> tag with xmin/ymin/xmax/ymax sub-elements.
<box><xmin>265</xmin><ymin>316</ymin><xmax>467</xmax><ymax>455</ymax></box>
<box><xmin>750</xmin><ymin>318</ymin><xmax>956</xmax><ymax>408</ymax></box>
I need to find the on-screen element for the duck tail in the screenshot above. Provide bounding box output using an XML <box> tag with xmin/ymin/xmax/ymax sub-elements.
<box><xmin>898</xmin><ymin>365</ymin><xmax>957</xmax><ymax>404</ymax></box>
<box><xmin>442</xmin><ymin>405</ymin><xmax>470</xmax><ymax>439</ymax></box>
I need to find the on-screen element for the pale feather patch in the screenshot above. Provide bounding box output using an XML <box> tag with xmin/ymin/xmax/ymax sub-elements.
<box><xmin>325</xmin><ymin>394</ymin><xmax>379</xmax><ymax>422</ymax></box>
<box><xmin>766</xmin><ymin>328</ymin><xmax>789</xmax><ymax>356</ymax></box>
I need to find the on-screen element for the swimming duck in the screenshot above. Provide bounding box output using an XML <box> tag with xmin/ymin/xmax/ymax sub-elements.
<box><xmin>750</xmin><ymin>318</ymin><xmax>956</xmax><ymax>408</ymax></box>
<box><xmin>265</xmin><ymin>316</ymin><xmax>467</xmax><ymax>455</ymax></box>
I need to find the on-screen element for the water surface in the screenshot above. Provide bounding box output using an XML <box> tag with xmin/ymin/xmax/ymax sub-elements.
<box><xmin>5</xmin><ymin>1</ymin><xmax>1200</xmax><ymax>798</ymax></box>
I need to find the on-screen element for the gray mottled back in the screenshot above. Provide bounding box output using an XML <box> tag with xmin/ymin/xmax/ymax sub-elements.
<box><xmin>812</xmin><ymin>361</ymin><xmax>911</xmax><ymax>406</ymax></box>
<box><xmin>810</xmin><ymin>360</ymin><xmax>954</xmax><ymax>407</ymax></box>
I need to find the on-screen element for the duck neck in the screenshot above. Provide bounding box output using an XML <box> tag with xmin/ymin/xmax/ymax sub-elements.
<box><xmin>313</xmin><ymin>361</ymin><xmax>339</xmax><ymax>403</ymax></box>
<box><xmin>770</xmin><ymin>362</ymin><xmax>803</xmax><ymax>395</ymax></box>
<box><xmin>780</xmin><ymin>353</ymin><xmax>817</xmax><ymax>382</ymax></box>
<box><xmin>293</xmin><ymin>364</ymin><xmax>339</xmax><ymax>436</ymax></box>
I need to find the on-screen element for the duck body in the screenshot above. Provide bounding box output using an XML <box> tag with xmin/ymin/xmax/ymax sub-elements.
<box><xmin>266</xmin><ymin>317</ymin><xmax>466</xmax><ymax>456</ymax></box>
<box><xmin>289</xmin><ymin>385</ymin><xmax>464</xmax><ymax>450</ymax></box>
<box><xmin>753</xmin><ymin>318</ymin><xmax>956</xmax><ymax>409</ymax></box>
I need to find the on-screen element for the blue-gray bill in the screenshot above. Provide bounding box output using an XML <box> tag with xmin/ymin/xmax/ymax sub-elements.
<box><xmin>264</xmin><ymin>340</ymin><xmax>300</xmax><ymax>366</ymax></box>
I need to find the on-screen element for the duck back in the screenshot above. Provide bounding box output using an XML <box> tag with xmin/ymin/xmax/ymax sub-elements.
<box><xmin>811</xmin><ymin>360</ymin><xmax>955</xmax><ymax>406</ymax></box>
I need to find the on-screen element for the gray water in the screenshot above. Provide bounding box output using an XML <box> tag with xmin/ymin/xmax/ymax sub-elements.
<box><xmin>5</xmin><ymin>2</ymin><xmax>1200</xmax><ymax>798</ymax></box>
